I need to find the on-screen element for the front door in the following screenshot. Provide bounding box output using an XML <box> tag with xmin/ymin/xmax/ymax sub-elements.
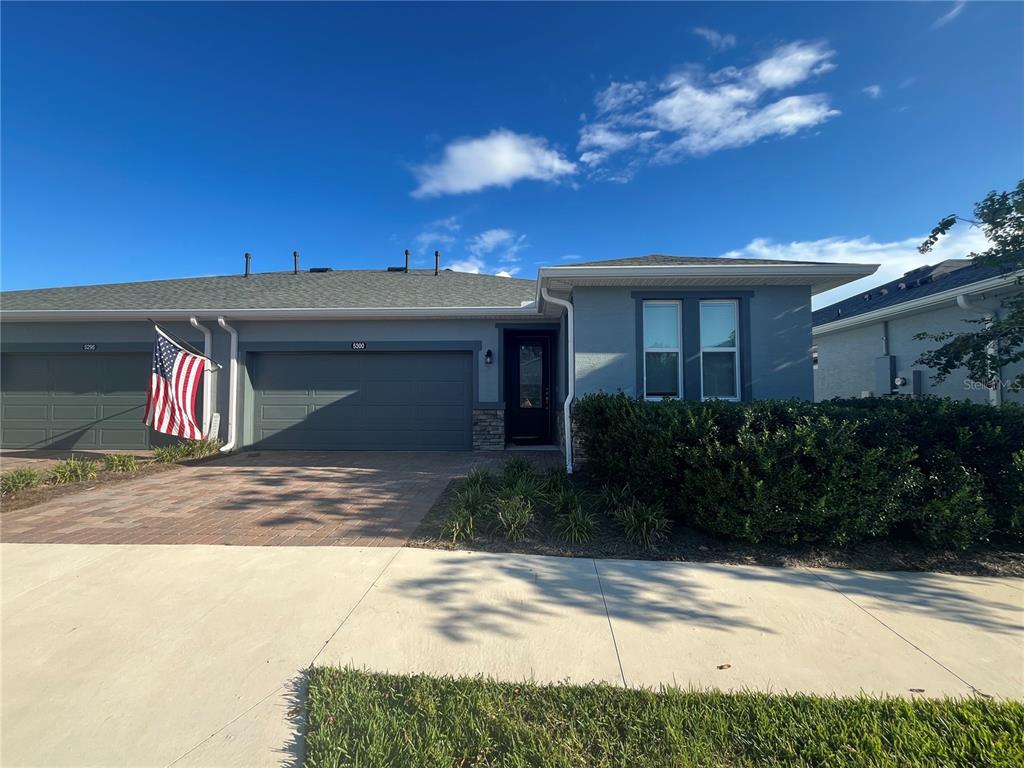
<box><xmin>506</xmin><ymin>335</ymin><xmax>553</xmax><ymax>445</ymax></box>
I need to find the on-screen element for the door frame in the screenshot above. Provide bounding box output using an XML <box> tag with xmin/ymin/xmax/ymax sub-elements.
<box><xmin>502</xmin><ymin>328</ymin><xmax>558</xmax><ymax>446</ymax></box>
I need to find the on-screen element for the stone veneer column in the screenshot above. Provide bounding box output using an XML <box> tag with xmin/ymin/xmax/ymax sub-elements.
<box><xmin>472</xmin><ymin>408</ymin><xmax>505</xmax><ymax>450</ymax></box>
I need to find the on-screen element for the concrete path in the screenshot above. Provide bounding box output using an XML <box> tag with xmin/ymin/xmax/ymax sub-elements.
<box><xmin>2</xmin><ymin>544</ymin><xmax>1021</xmax><ymax>767</ymax></box>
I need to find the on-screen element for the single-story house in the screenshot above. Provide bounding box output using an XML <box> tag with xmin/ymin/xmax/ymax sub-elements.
<box><xmin>0</xmin><ymin>253</ymin><xmax>875</xmax><ymax>467</ymax></box>
<box><xmin>813</xmin><ymin>259</ymin><xmax>1024</xmax><ymax>405</ymax></box>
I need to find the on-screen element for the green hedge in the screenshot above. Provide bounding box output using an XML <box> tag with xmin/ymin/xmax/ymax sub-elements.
<box><xmin>574</xmin><ymin>394</ymin><xmax>1024</xmax><ymax>550</ymax></box>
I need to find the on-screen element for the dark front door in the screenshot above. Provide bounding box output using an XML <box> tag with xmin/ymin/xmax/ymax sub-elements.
<box><xmin>506</xmin><ymin>335</ymin><xmax>553</xmax><ymax>445</ymax></box>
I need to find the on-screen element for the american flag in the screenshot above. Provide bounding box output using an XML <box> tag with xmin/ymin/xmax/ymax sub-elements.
<box><xmin>142</xmin><ymin>327</ymin><xmax>207</xmax><ymax>439</ymax></box>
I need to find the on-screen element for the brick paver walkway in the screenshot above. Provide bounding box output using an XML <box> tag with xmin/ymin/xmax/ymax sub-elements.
<box><xmin>1</xmin><ymin>451</ymin><xmax>555</xmax><ymax>547</ymax></box>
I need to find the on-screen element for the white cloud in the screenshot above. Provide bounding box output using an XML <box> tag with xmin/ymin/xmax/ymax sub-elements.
<box><xmin>411</xmin><ymin>130</ymin><xmax>576</xmax><ymax>197</ymax></box>
<box><xmin>579</xmin><ymin>41</ymin><xmax>839</xmax><ymax>173</ymax></box>
<box><xmin>595</xmin><ymin>81</ymin><xmax>648</xmax><ymax>114</ymax></box>
<box><xmin>862</xmin><ymin>84</ymin><xmax>882</xmax><ymax>99</ymax></box>
<box><xmin>932</xmin><ymin>2</ymin><xmax>966</xmax><ymax>29</ymax></box>
<box><xmin>449</xmin><ymin>228</ymin><xmax>528</xmax><ymax>276</ymax></box>
<box><xmin>693</xmin><ymin>27</ymin><xmax>736</xmax><ymax>51</ymax></box>
<box><xmin>447</xmin><ymin>255</ymin><xmax>486</xmax><ymax>274</ymax></box>
<box><xmin>723</xmin><ymin>225</ymin><xmax>991</xmax><ymax>308</ymax></box>
<box><xmin>413</xmin><ymin>215</ymin><xmax>461</xmax><ymax>252</ymax></box>
<box><xmin>753</xmin><ymin>41</ymin><xmax>835</xmax><ymax>89</ymax></box>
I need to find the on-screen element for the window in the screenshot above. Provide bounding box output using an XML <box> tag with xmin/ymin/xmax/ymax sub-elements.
<box><xmin>700</xmin><ymin>300</ymin><xmax>739</xmax><ymax>400</ymax></box>
<box><xmin>643</xmin><ymin>301</ymin><xmax>681</xmax><ymax>399</ymax></box>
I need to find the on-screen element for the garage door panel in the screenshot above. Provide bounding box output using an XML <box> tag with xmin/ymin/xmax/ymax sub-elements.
<box><xmin>252</xmin><ymin>352</ymin><xmax>472</xmax><ymax>451</ymax></box>
<box><xmin>0</xmin><ymin>353</ymin><xmax>153</xmax><ymax>449</ymax></box>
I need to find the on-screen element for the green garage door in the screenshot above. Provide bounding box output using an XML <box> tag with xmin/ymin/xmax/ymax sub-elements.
<box><xmin>0</xmin><ymin>353</ymin><xmax>152</xmax><ymax>449</ymax></box>
<box><xmin>251</xmin><ymin>352</ymin><xmax>473</xmax><ymax>450</ymax></box>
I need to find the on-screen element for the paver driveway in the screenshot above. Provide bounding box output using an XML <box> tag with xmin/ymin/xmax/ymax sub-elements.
<box><xmin>0</xmin><ymin>451</ymin><xmax>530</xmax><ymax>547</ymax></box>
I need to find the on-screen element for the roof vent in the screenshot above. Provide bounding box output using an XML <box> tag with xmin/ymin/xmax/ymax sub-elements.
<box><xmin>863</xmin><ymin>292</ymin><xmax>872</xmax><ymax>301</ymax></box>
<box><xmin>309</xmin><ymin>267</ymin><xmax>333</xmax><ymax>273</ymax></box>
<box><xmin>916</xmin><ymin>276</ymin><xmax>932</xmax><ymax>286</ymax></box>
<box><xmin>244</xmin><ymin>252</ymin><xmax>252</xmax><ymax>278</ymax></box>
<box><xmin>898</xmin><ymin>282</ymin><xmax>907</xmax><ymax>290</ymax></box>
<box><xmin>880</xmin><ymin>287</ymin><xmax>889</xmax><ymax>296</ymax></box>
<box><xmin>293</xmin><ymin>251</ymin><xmax>300</xmax><ymax>275</ymax></box>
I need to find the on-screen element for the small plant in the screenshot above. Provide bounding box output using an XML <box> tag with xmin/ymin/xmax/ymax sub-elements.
<box><xmin>102</xmin><ymin>453</ymin><xmax>139</xmax><ymax>473</ymax></box>
<box><xmin>442</xmin><ymin>505</ymin><xmax>476</xmax><ymax>543</ymax></box>
<box><xmin>154</xmin><ymin>439</ymin><xmax>221</xmax><ymax>463</ymax></box>
<box><xmin>618</xmin><ymin>499</ymin><xmax>671</xmax><ymax>549</ymax></box>
<box><xmin>0</xmin><ymin>467</ymin><xmax>43</xmax><ymax>496</ymax></box>
<box><xmin>541</xmin><ymin>467</ymin><xmax>572</xmax><ymax>502</ymax></box>
<box><xmin>492</xmin><ymin>493</ymin><xmax>534</xmax><ymax>541</ymax></box>
<box><xmin>49</xmin><ymin>456</ymin><xmax>99</xmax><ymax>485</ymax></box>
<box><xmin>553</xmin><ymin>490</ymin><xmax>597</xmax><ymax>544</ymax></box>
<box><xmin>501</xmin><ymin>457</ymin><xmax>534</xmax><ymax>485</ymax></box>
<box><xmin>461</xmin><ymin>468</ymin><xmax>496</xmax><ymax>495</ymax></box>
<box><xmin>597</xmin><ymin>484</ymin><xmax>634</xmax><ymax>519</ymax></box>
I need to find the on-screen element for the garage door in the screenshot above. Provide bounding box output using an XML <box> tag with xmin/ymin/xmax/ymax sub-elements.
<box><xmin>0</xmin><ymin>353</ymin><xmax>152</xmax><ymax>449</ymax></box>
<box><xmin>251</xmin><ymin>352</ymin><xmax>473</xmax><ymax>450</ymax></box>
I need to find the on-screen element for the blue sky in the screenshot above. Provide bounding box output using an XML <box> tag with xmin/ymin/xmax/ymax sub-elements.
<box><xmin>2</xmin><ymin>1</ymin><xmax>1021</xmax><ymax>306</ymax></box>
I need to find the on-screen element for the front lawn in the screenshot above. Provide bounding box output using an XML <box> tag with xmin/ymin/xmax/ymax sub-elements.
<box><xmin>304</xmin><ymin>668</ymin><xmax>1024</xmax><ymax>767</ymax></box>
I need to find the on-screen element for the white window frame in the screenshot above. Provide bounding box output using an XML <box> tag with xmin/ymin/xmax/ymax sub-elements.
<box><xmin>642</xmin><ymin>300</ymin><xmax>682</xmax><ymax>400</ymax></box>
<box><xmin>699</xmin><ymin>299</ymin><xmax>741</xmax><ymax>401</ymax></box>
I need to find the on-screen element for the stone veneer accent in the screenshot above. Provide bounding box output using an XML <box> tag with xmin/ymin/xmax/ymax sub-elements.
<box><xmin>472</xmin><ymin>408</ymin><xmax>505</xmax><ymax>450</ymax></box>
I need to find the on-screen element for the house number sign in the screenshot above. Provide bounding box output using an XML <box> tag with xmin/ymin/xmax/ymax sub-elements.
<box><xmin>82</xmin><ymin>344</ymin><xmax>97</xmax><ymax>351</ymax></box>
<box><xmin>351</xmin><ymin>342</ymin><xmax>367</xmax><ymax>350</ymax></box>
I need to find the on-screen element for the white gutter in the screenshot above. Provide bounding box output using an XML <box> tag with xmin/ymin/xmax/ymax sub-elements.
<box><xmin>189</xmin><ymin>317</ymin><xmax>214</xmax><ymax>437</ymax></box>
<box><xmin>0</xmin><ymin>304</ymin><xmax>539</xmax><ymax>322</ymax></box>
<box><xmin>541</xmin><ymin>285</ymin><xmax>574</xmax><ymax>474</ymax></box>
<box><xmin>956</xmin><ymin>294</ymin><xmax>1002</xmax><ymax>407</ymax></box>
<box><xmin>813</xmin><ymin>271</ymin><xmax>1024</xmax><ymax>336</ymax></box>
<box><xmin>216</xmin><ymin>317</ymin><xmax>238</xmax><ymax>452</ymax></box>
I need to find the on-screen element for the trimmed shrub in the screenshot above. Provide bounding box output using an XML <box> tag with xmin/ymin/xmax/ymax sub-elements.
<box><xmin>574</xmin><ymin>393</ymin><xmax>1024</xmax><ymax>550</ymax></box>
<box><xmin>103</xmin><ymin>454</ymin><xmax>139</xmax><ymax>473</ymax></box>
<box><xmin>50</xmin><ymin>456</ymin><xmax>99</xmax><ymax>485</ymax></box>
<box><xmin>0</xmin><ymin>468</ymin><xmax>44</xmax><ymax>496</ymax></box>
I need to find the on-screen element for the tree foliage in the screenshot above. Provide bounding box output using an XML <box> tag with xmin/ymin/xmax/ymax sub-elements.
<box><xmin>915</xmin><ymin>180</ymin><xmax>1024</xmax><ymax>392</ymax></box>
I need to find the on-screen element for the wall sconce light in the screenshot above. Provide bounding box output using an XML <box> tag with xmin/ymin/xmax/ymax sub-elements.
<box><xmin>484</xmin><ymin>349</ymin><xmax>493</xmax><ymax>365</ymax></box>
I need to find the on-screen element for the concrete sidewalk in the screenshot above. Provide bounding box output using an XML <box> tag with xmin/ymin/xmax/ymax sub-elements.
<box><xmin>2</xmin><ymin>544</ymin><xmax>1021</xmax><ymax>767</ymax></box>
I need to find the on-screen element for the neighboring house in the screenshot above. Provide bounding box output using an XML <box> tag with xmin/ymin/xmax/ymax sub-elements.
<box><xmin>812</xmin><ymin>259</ymin><xmax>1024</xmax><ymax>405</ymax></box>
<box><xmin>0</xmin><ymin>254</ymin><xmax>874</xmax><ymax>466</ymax></box>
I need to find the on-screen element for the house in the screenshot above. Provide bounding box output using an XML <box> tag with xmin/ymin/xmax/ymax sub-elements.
<box><xmin>812</xmin><ymin>259</ymin><xmax>1024</xmax><ymax>405</ymax></box>
<box><xmin>0</xmin><ymin>253</ymin><xmax>875</xmax><ymax>468</ymax></box>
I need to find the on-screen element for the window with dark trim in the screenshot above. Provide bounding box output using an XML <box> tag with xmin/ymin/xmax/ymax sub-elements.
<box><xmin>642</xmin><ymin>300</ymin><xmax>681</xmax><ymax>399</ymax></box>
<box><xmin>699</xmin><ymin>300</ymin><xmax>740</xmax><ymax>400</ymax></box>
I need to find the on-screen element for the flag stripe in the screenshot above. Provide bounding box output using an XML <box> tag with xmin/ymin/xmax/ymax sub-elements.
<box><xmin>143</xmin><ymin>328</ymin><xmax>208</xmax><ymax>441</ymax></box>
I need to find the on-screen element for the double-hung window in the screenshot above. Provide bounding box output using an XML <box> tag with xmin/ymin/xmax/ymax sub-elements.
<box><xmin>699</xmin><ymin>300</ymin><xmax>740</xmax><ymax>400</ymax></box>
<box><xmin>642</xmin><ymin>301</ymin><xmax>681</xmax><ymax>399</ymax></box>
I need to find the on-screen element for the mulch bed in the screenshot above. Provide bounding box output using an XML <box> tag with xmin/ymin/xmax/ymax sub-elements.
<box><xmin>408</xmin><ymin>480</ymin><xmax>1024</xmax><ymax>577</ymax></box>
<box><xmin>0</xmin><ymin>461</ymin><xmax>184</xmax><ymax>513</ymax></box>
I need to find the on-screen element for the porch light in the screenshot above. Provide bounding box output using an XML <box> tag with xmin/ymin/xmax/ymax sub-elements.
<box><xmin>484</xmin><ymin>349</ymin><xmax>493</xmax><ymax>365</ymax></box>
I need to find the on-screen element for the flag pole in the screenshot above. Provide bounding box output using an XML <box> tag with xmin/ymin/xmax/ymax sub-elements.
<box><xmin>147</xmin><ymin>319</ymin><xmax>223</xmax><ymax>369</ymax></box>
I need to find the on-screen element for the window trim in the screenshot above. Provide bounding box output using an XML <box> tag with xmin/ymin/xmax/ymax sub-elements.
<box><xmin>642</xmin><ymin>299</ymin><xmax>682</xmax><ymax>400</ymax></box>
<box><xmin>699</xmin><ymin>299</ymin><xmax>740</xmax><ymax>401</ymax></box>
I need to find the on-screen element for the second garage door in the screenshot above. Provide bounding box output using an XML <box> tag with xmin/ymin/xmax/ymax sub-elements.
<box><xmin>251</xmin><ymin>352</ymin><xmax>473</xmax><ymax>450</ymax></box>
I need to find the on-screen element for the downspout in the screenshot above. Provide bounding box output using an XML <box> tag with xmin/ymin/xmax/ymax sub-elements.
<box><xmin>189</xmin><ymin>317</ymin><xmax>213</xmax><ymax>437</ymax></box>
<box><xmin>217</xmin><ymin>316</ymin><xmax>239</xmax><ymax>451</ymax></box>
<box><xmin>956</xmin><ymin>294</ymin><xmax>1002</xmax><ymax>406</ymax></box>
<box><xmin>541</xmin><ymin>285</ymin><xmax>574</xmax><ymax>474</ymax></box>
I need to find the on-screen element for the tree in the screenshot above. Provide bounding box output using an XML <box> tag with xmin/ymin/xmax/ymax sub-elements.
<box><xmin>915</xmin><ymin>180</ymin><xmax>1024</xmax><ymax>393</ymax></box>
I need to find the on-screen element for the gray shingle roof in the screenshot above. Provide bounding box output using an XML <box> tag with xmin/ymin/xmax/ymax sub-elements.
<box><xmin>812</xmin><ymin>260</ymin><xmax>1018</xmax><ymax>326</ymax></box>
<box><xmin>562</xmin><ymin>254</ymin><xmax>835</xmax><ymax>267</ymax></box>
<box><xmin>1</xmin><ymin>269</ymin><xmax>537</xmax><ymax>311</ymax></box>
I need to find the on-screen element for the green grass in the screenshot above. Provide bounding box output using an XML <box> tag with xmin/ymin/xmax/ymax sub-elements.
<box><xmin>305</xmin><ymin>668</ymin><xmax>1023</xmax><ymax>768</ymax></box>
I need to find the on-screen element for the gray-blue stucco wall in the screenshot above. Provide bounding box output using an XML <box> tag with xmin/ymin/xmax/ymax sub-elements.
<box><xmin>572</xmin><ymin>285</ymin><xmax>813</xmax><ymax>401</ymax></box>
